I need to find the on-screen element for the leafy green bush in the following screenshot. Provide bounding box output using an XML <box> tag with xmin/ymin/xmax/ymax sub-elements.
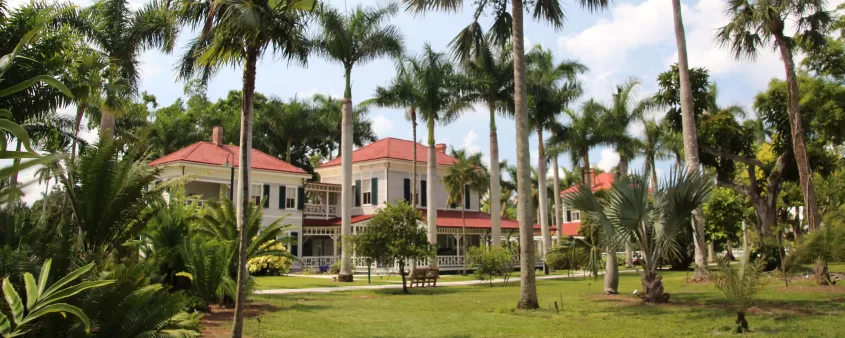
<box><xmin>749</xmin><ymin>242</ymin><xmax>782</xmax><ymax>272</ymax></box>
<box><xmin>248</xmin><ymin>241</ymin><xmax>293</xmax><ymax>275</ymax></box>
<box><xmin>329</xmin><ymin>261</ymin><xmax>341</xmax><ymax>275</ymax></box>
<box><xmin>468</xmin><ymin>246</ymin><xmax>515</xmax><ymax>286</ymax></box>
<box><xmin>179</xmin><ymin>238</ymin><xmax>233</xmax><ymax>308</ymax></box>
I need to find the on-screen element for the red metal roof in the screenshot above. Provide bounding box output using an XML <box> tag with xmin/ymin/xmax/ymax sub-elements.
<box><xmin>149</xmin><ymin>141</ymin><xmax>308</xmax><ymax>175</ymax></box>
<box><xmin>302</xmin><ymin>209</ymin><xmax>580</xmax><ymax>237</ymax></box>
<box><xmin>318</xmin><ymin>138</ymin><xmax>459</xmax><ymax>168</ymax></box>
<box><xmin>560</xmin><ymin>172</ymin><xmax>615</xmax><ymax>197</ymax></box>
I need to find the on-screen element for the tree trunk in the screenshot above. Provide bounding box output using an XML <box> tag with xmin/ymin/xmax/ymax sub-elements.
<box><xmin>339</xmin><ymin>66</ymin><xmax>354</xmax><ymax>282</ymax></box>
<box><xmin>231</xmin><ymin>46</ymin><xmax>258</xmax><ymax>338</ymax></box>
<box><xmin>582</xmin><ymin>149</ymin><xmax>592</xmax><ymax>189</ymax></box>
<box><xmin>625</xmin><ymin>242</ymin><xmax>634</xmax><ymax>268</ymax></box>
<box><xmin>725</xmin><ymin>240</ymin><xmax>735</xmax><ymax>261</ymax></box>
<box><xmin>9</xmin><ymin>141</ymin><xmax>22</xmax><ymax>194</ymax></box>
<box><xmin>489</xmin><ymin>105</ymin><xmax>502</xmax><ymax>247</ymax></box>
<box><xmin>512</xmin><ymin>0</ymin><xmax>539</xmax><ymax>310</ymax></box>
<box><xmin>411</xmin><ymin>107</ymin><xmax>417</xmax><ymax>207</ymax></box>
<box><xmin>672</xmin><ymin>0</ymin><xmax>708</xmax><ymax>280</ymax></box>
<box><xmin>774</xmin><ymin>33</ymin><xmax>821</xmax><ymax>231</ymax></box>
<box><xmin>552</xmin><ymin>155</ymin><xmax>562</xmax><ymax>244</ymax></box>
<box><xmin>813</xmin><ymin>260</ymin><xmax>831</xmax><ymax>285</ymax></box>
<box><xmin>793</xmin><ymin>206</ymin><xmax>802</xmax><ymax>239</ymax></box>
<box><xmin>537</xmin><ymin>127</ymin><xmax>550</xmax><ymax>275</ymax></box>
<box><xmin>99</xmin><ymin>106</ymin><xmax>116</xmax><ymax>140</ymax></box>
<box><xmin>735</xmin><ymin>311</ymin><xmax>749</xmax><ymax>333</ymax></box>
<box><xmin>708</xmin><ymin>241</ymin><xmax>716</xmax><ymax>262</ymax></box>
<box><xmin>399</xmin><ymin>261</ymin><xmax>408</xmax><ymax>294</ymax></box>
<box><xmin>620</xmin><ymin>157</ymin><xmax>634</xmax><ymax>268</ymax></box>
<box><xmin>640</xmin><ymin>272</ymin><xmax>670</xmax><ymax>303</ymax></box>
<box><xmin>286</xmin><ymin>138</ymin><xmax>292</xmax><ymax>163</ymax></box>
<box><xmin>71</xmin><ymin>103</ymin><xmax>85</xmax><ymax>162</ymax></box>
<box><xmin>426</xmin><ymin>117</ymin><xmax>438</xmax><ymax>264</ymax></box>
<box><xmin>462</xmin><ymin>195</ymin><xmax>467</xmax><ymax>276</ymax></box>
<box><xmin>40</xmin><ymin>180</ymin><xmax>49</xmax><ymax>223</ymax></box>
<box><xmin>604</xmin><ymin>246</ymin><xmax>619</xmax><ymax>294</ymax></box>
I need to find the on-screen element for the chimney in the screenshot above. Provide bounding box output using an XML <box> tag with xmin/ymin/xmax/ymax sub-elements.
<box><xmin>212</xmin><ymin>126</ymin><xmax>223</xmax><ymax>145</ymax></box>
<box><xmin>589</xmin><ymin>169</ymin><xmax>597</xmax><ymax>187</ymax></box>
<box><xmin>435</xmin><ymin>143</ymin><xmax>447</xmax><ymax>154</ymax></box>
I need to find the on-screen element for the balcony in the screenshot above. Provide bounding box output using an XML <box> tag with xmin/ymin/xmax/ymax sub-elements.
<box><xmin>303</xmin><ymin>203</ymin><xmax>338</xmax><ymax>217</ymax></box>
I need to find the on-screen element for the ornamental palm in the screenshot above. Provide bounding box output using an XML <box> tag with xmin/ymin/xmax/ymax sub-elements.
<box><xmin>313</xmin><ymin>2</ymin><xmax>404</xmax><ymax>282</ymax></box>
<box><xmin>564</xmin><ymin>169</ymin><xmax>712</xmax><ymax>303</ymax></box>
<box><xmin>713</xmin><ymin>255</ymin><xmax>768</xmax><ymax>333</ymax></box>
<box><xmin>177</xmin><ymin>0</ymin><xmax>314</xmax><ymax>334</ymax></box>
<box><xmin>406</xmin><ymin>0</ymin><xmax>610</xmax><ymax>310</ymax></box>
<box><xmin>716</xmin><ymin>0</ymin><xmax>830</xmax><ymax>231</ymax></box>
<box><xmin>442</xmin><ymin>148</ymin><xmax>490</xmax><ymax>275</ymax></box>
<box><xmin>65</xmin><ymin>52</ymin><xmax>106</xmax><ymax>160</ymax></box>
<box><xmin>642</xmin><ymin>119</ymin><xmax>671</xmax><ymax>191</ymax></box>
<box><xmin>525</xmin><ymin>45</ymin><xmax>585</xmax><ymax>265</ymax></box>
<box><xmin>606</xmin><ymin>78</ymin><xmax>651</xmax><ymax>176</ymax></box>
<box><xmin>451</xmin><ymin>34</ymin><xmax>514</xmax><ymax>248</ymax></box>
<box><xmin>70</xmin><ymin>0</ymin><xmax>179</xmax><ymax>138</ymax></box>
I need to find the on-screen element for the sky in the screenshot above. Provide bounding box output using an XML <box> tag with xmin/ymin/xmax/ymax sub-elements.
<box><xmin>12</xmin><ymin>0</ymin><xmax>844</xmax><ymax>204</ymax></box>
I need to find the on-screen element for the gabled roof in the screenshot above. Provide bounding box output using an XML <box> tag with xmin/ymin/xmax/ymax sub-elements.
<box><xmin>318</xmin><ymin>138</ymin><xmax>459</xmax><ymax>168</ymax></box>
<box><xmin>560</xmin><ymin>172</ymin><xmax>615</xmax><ymax>197</ymax></box>
<box><xmin>149</xmin><ymin>141</ymin><xmax>308</xmax><ymax>175</ymax></box>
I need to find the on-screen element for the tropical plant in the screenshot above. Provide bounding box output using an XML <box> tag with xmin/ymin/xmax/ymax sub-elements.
<box><xmin>717</xmin><ymin>0</ymin><xmax>831</xmax><ymax>231</ymax></box>
<box><xmin>353</xmin><ymin>201</ymin><xmax>433</xmax><ymax>294</ymax></box>
<box><xmin>247</xmin><ymin>241</ymin><xmax>293</xmax><ymax>275</ymax></box>
<box><xmin>136</xmin><ymin>186</ymin><xmax>201</xmax><ymax>286</ymax></box>
<box><xmin>177</xmin><ymin>0</ymin><xmax>314</xmax><ymax>332</ymax></box>
<box><xmin>468</xmin><ymin>246</ymin><xmax>515</xmax><ymax>286</ymax></box>
<box><xmin>179</xmin><ymin>238</ymin><xmax>234</xmax><ymax>307</ymax></box>
<box><xmin>547</xmin><ymin>100</ymin><xmax>611</xmax><ymax>189</ymax></box>
<box><xmin>313</xmin><ymin>2</ymin><xmax>403</xmax><ymax>282</ymax></box>
<box><xmin>564</xmin><ymin>170</ymin><xmax>713</xmax><ymax>302</ymax></box>
<box><xmin>791</xmin><ymin>210</ymin><xmax>845</xmax><ymax>285</ymax></box>
<box><xmin>713</xmin><ymin>256</ymin><xmax>769</xmax><ymax>333</ymax></box>
<box><xmin>442</xmin><ymin>149</ymin><xmax>490</xmax><ymax>275</ymax></box>
<box><xmin>0</xmin><ymin>259</ymin><xmax>113</xmax><ymax>337</ymax></box>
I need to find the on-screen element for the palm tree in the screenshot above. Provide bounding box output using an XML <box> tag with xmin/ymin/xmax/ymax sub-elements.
<box><xmin>65</xmin><ymin>52</ymin><xmax>106</xmax><ymax>161</ymax></box>
<box><xmin>525</xmin><ymin>45</ymin><xmax>585</xmax><ymax>267</ymax></box>
<box><xmin>177</xmin><ymin>0</ymin><xmax>314</xmax><ymax>335</ymax></box>
<box><xmin>442</xmin><ymin>148</ymin><xmax>490</xmax><ymax>275</ymax></box>
<box><xmin>452</xmin><ymin>40</ymin><xmax>513</xmax><ymax>248</ymax></box>
<box><xmin>717</xmin><ymin>0</ymin><xmax>829</xmax><ymax>232</ymax></box>
<box><xmin>564</xmin><ymin>169</ymin><xmax>713</xmax><ymax>302</ymax></box>
<box><xmin>71</xmin><ymin>0</ymin><xmax>179</xmax><ymax>138</ymax></box>
<box><xmin>260</xmin><ymin>96</ymin><xmax>315</xmax><ymax>163</ymax></box>
<box><xmin>642</xmin><ymin>119</ymin><xmax>670</xmax><ymax>191</ymax></box>
<box><xmin>313</xmin><ymin>93</ymin><xmax>378</xmax><ymax>158</ymax></box>
<box><xmin>363</xmin><ymin>56</ymin><xmax>424</xmax><ymax>207</ymax></box>
<box><xmin>314</xmin><ymin>2</ymin><xmax>404</xmax><ymax>281</ymax></box>
<box><xmin>713</xmin><ymin>256</ymin><xmax>768</xmax><ymax>332</ymax></box>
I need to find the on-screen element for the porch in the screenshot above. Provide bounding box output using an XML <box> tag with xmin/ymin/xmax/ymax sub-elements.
<box><xmin>303</xmin><ymin>182</ymin><xmax>342</xmax><ymax>219</ymax></box>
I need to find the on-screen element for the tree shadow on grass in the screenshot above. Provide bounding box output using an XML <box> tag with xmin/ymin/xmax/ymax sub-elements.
<box><xmin>369</xmin><ymin>285</ymin><xmax>481</xmax><ymax>296</ymax></box>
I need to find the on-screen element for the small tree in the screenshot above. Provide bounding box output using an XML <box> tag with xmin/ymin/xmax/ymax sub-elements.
<box><xmin>713</xmin><ymin>256</ymin><xmax>769</xmax><ymax>333</ymax></box>
<box><xmin>791</xmin><ymin>210</ymin><xmax>845</xmax><ymax>285</ymax></box>
<box><xmin>353</xmin><ymin>202</ymin><xmax>433</xmax><ymax>294</ymax></box>
<box><xmin>468</xmin><ymin>246</ymin><xmax>514</xmax><ymax>287</ymax></box>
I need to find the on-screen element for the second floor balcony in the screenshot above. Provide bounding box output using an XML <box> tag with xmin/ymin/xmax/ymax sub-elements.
<box><xmin>303</xmin><ymin>182</ymin><xmax>342</xmax><ymax>219</ymax></box>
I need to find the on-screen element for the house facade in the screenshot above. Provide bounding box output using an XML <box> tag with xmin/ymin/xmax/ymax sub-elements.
<box><xmin>558</xmin><ymin>170</ymin><xmax>617</xmax><ymax>234</ymax></box>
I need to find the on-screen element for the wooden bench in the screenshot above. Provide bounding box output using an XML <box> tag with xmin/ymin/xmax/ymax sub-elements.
<box><xmin>408</xmin><ymin>268</ymin><xmax>439</xmax><ymax>288</ymax></box>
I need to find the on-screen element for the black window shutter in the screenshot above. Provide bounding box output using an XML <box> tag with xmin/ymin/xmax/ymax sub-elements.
<box><xmin>464</xmin><ymin>184</ymin><xmax>471</xmax><ymax>209</ymax></box>
<box><xmin>263</xmin><ymin>184</ymin><xmax>270</xmax><ymax>208</ymax></box>
<box><xmin>355</xmin><ymin>180</ymin><xmax>361</xmax><ymax>207</ymax></box>
<box><xmin>297</xmin><ymin>187</ymin><xmax>305</xmax><ymax>210</ymax></box>
<box><xmin>420</xmin><ymin>180</ymin><xmax>427</xmax><ymax>207</ymax></box>
<box><xmin>290</xmin><ymin>231</ymin><xmax>298</xmax><ymax>256</ymax></box>
<box><xmin>371</xmin><ymin>177</ymin><xmax>378</xmax><ymax>205</ymax></box>
<box><xmin>403</xmin><ymin>178</ymin><xmax>411</xmax><ymax>203</ymax></box>
<box><xmin>279</xmin><ymin>186</ymin><xmax>286</xmax><ymax>209</ymax></box>
<box><xmin>566</xmin><ymin>210</ymin><xmax>572</xmax><ymax>222</ymax></box>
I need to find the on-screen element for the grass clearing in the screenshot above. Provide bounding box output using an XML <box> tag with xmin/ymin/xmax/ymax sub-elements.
<box><xmin>230</xmin><ymin>270</ymin><xmax>845</xmax><ymax>337</ymax></box>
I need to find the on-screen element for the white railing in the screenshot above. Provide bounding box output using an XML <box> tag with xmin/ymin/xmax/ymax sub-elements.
<box><xmin>437</xmin><ymin>255</ymin><xmax>465</xmax><ymax>267</ymax></box>
<box><xmin>303</xmin><ymin>203</ymin><xmax>338</xmax><ymax>217</ymax></box>
<box><xmin>301</xmin><ymin>256</ymin><xmax>338</xmax><ymax>268</ymax></box>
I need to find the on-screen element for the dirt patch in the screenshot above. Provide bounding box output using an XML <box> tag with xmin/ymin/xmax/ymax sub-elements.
<box><xmin>200</xmin><ymin>303</ymin><xmax>279</xmax><ymax>338</ymax></box>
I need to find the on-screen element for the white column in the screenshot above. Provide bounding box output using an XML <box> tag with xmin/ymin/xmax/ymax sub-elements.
<box><xmin>331</xmin><ymin>235</ymin><xmax>338</xmax><ymax>256</ymax></box>
<box><xmin>297</xmin><ymin>230</ymin><xmax>304</xmax><ymax>261</ymax></box>
<box><xmin>325</xmin><ymin>190</ymin><xmax>329</xmax><ymax>218</ymax></box>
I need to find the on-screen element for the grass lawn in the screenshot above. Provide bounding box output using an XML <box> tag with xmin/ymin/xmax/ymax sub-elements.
<box><xmin>255</xmin><ymin>272</ymin><xmax>531</xmax><ymax>290</ymax></box>
<box><xmin>234</xmin><ymin>270</ymin><xmax>845</xmax><ymax>337</ymax></box>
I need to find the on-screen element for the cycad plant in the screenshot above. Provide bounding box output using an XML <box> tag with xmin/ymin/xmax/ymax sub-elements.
<box><xmin>713</xmin><ymin>256</ymin><xmax>768</xmax><ymax>333</ymax></box>
<box><xmin>137</xmin><ymin>186</ymin><xmax>201</xmax><ymax>286</ymax></box>
<box><xmin>564</xmin><ymin>169</ymin><xmax>712</xmax><ymax>302</ymax></box>
<box><xmin>179</xmin><ymin>238</ymin><xmax>234</xmax><ymax>307</ymax></box>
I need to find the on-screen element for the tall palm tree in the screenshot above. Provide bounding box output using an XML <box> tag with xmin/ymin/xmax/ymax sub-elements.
<box><xmin>525</xmin><ymin>45</ymin><xmax>585</xmax><ymax>267</ymax></box>
<box><xmin>313</xmin><ymin>93</ymin><xmax>378</xmax><ymax>158</ymax></box>
<box><xmin>442</xmin><ymin>148</ymin><xmax>490</xmax><ymax>275</ymax></box>
<box><xmin>642</xmin><ymin>119</ymin><xmax>670</xmax><ymax>191</ymax></box>
<box><xmin>314</xmin><ymin>3</ymin><xmax>403</xmax><ymax>281</ymax></box>
<box><xmin>72</xmin><ymin>0</ymin><xmax>179</xmax><ymax>139</ymax></box>
<box><xmin>404</xmin><ymin>0</ymin><xmax>609</xmax><ymax>310</ymax></box>
<box><xmin>177</xmin><ymin>0</ymin><xmax>314</xmax><ymax>335</ymax></box>
<box><xmin>65</xmin><ymin>52</ymin><xmax>106</xmax><ymax>161</ymax></box>
<box><xmin>452</xmin><ymin>41</ymin><xmax>513</xmax><ymax>247</ymax></box>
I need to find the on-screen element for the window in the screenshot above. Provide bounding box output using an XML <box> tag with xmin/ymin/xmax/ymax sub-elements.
<box><xmin>571</xmin><ymin>211</ymin><xmax>581</xmax><ymax>221</ymax></box>
<box><xmin>361</xmin><ymin>180</ymin><xmax>372</xmax><ymax>205</ymax></box>
<box><xmin>285</xmin><ymin>186</ymin><xmax>296</xmax><ymax>209</ymax></box>
<box><xmin>250</xmin><ymin>184</ymin><xmax>261</xmax><ymax>205</ymax></box>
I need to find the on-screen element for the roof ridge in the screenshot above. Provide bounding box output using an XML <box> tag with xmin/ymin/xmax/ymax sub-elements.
<box><xmin>182</xmin><ymin>142</ymin><xmax>205</xmax><ymax>160</ymax></box>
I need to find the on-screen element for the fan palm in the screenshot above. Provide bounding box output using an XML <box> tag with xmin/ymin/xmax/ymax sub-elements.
<box><xmin>713</xmin><ymin>256</ymin><xmax>768</xmax><ymax>333</ymax></box>
<box><xmin>564</xmin><ymin>169</ymin><xmax>713</xmax><ymax>302</ymax></box>
<box><xmin>69</xmin><ymin>0</ymin><xmax>179</xmax><ymax>138</ymax></box>
<box><xmin>405</xmin><ymin>0</ymin><xmax>610</xmax><ymax>310</ymax></box>
<box><xmin>313</xmin><ymin>2</ymin><xmax>403</xmax><ymax>281</ymax></box>
<box><xmin>716</xmin><ymin>0</ymin><xmax>830</xmax><ymax>230</ymax></box>
<box><xmin>442</xmin><ymin>149</ymin><xmax>490</xmax><ymax>275</ymax></box>
<box><xmin>177</xmin><ymin>0</ymin><xmax>314</xmax><ymax>332</ymax></box>
<box><xmin>525</xmin><ymin>45</ymin><xmax>585</xmax><ymax>265</ymax></box>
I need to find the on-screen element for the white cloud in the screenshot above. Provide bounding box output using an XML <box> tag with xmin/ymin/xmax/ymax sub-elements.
<box><xmin>462</xmin><ymin>129</ymin><xmax>482</xmax><ymax>155</ymax></box>
<box><xmin>371</xmin><ymin>114</ymin><xmax>394</xmax><ymax>137</ymax></box>
<box><xmin>596</xmin><ymin>148</ymin><xmax>620</xmax><ymax>172</ymax></box>
<box><xmin>140</xmin><ymin>62</ymin><xmax>161</xmax><ymax>79</ymax></box>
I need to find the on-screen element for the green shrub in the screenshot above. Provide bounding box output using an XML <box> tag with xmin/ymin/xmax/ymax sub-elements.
<box><xmin>179</xmin><ymin>238</ymin><xmax>233</xmax><ymax>307</ymax></box>
<box><xmin>247</xmin><ymin>241</ymin><xmax>294</xmax><ymax>275</ymax></box>
<box><xmin>750</xmin><ymin>242</ymin><xmax>782</xmax><ymax>272</ymax></box>
<box><xmin>329</xmin><ymin>261</ymin><xmax>341</xmax><ymax>274</ymax></box>
<box><xmin>468</xmin><ymin>246</ymin><xmax>515</xmax><ymax>286</ymax></box>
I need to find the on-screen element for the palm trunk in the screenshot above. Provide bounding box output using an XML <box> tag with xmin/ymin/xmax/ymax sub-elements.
<box><xmin>99</xmin><ymin>106</ymin><xmax>116</xmax><ymax>140</ymax></box>
<box><xmin>708</xmin><ymin>241</ymin><xmax>716</xmax><ymax>262</ymax></box>
<box><xmin>40</xmin><ymin>180</ymin><xmax>50</xmax><ymax>223</ymax></box>
<box><xmin>489</xmin><ymin>105</ymin><xmax>502</xmax><ymax>247</ymax></box>
<box><xmin>736</xmin><ymin>311</ymin><xmax>749</xmax><ymax>332</ymax></box>
<box><xmin>9</xmin><ymin>141</ymin><xmax>21</xmax><ymax>194</ymax></box>
<box><xmin>71</xmin><ymin>103</ymin><xmax>85</xmax><ymax>162</ymax></box>
<box><xmin>411</xmin><ymin>107</ymin><xmax>417</xmax><ymax>207</ymax></box>
<box><xmin>231</xmin><ymin>46</ymin><xmax>258</xmax><ymax>338</ymax></box>
<box><xmin>619</xmin><ymin>157</ymin><xmax>634</xmax><ymax>268</ymax></box>
<box><xmin>462</xmin><ymin>190</ymin><xmax>467</xmax><ymax>275</ymax></box>
<box><xmin>512</xmin><ymin>0</ymin><xmax>539</xmax><ymax>310</ymax></box>
<box><xmin>339</xmin><ymin>66</ymin><xmax>354</xmax><ymax>282</ymax></box>
<box><xmin>774</xmin><ymin>33</ymin><xmax>820</xmax><ymax>231</ymax></box>
<box><xmin>604</xmin><ymin>246</ymin><xmax>619</xmax><ymax>294</ymax></box>
<box><xmin>672</xmin><ymin>0</ymin><xmax>708</xmax><ymax>280</ymax></box>
<box><xmin>426</xmin><ymin>117</ymin><xmax>438</xmax><ymax>265</ymax></box>
<box><xmin>582</xmin><ymin>149</ymin><xmax>591</xmax><ymax>188</ymax></box>
<box><xmin>641</xmin><ymin>271</ymin><xmax>670</xmax><ymax>303</ymax></box>
<box><xmin>537</xmin><ymin>127</ymin><xmax>550</xmax><ymax>275</ymax></box>
<box><xmin>552</xmin><ymin>155</ymin><xmax>562</xmax><ymax>244</ymax></box>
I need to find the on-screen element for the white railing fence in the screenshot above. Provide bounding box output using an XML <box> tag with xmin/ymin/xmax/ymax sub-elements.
<box><xmin>303</xmin><ymin>203</ymin><xmax>338</xmax><ymax>216</ymax></box>
<box><xmin>301</xmin><ymin>256</ymin><xmax>338</xmax><ymax>268</ymax></box>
